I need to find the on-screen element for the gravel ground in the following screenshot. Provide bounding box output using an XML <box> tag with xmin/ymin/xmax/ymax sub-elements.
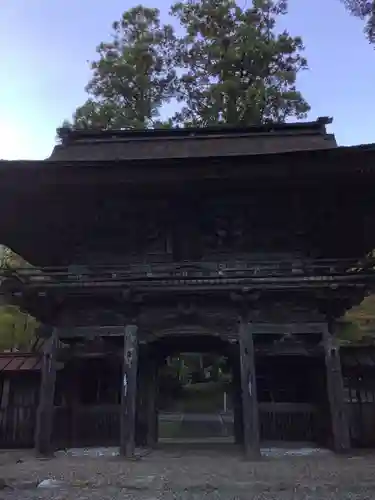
<box><xmin>1</xmin><ymin>446</ymin><xmax>375</xmax><ymax>499</ymax></box>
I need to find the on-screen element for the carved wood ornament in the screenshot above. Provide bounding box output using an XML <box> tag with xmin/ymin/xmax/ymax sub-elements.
<box><xmin>138</xmin><ymin>302</ymin><xmax>239</xmax><ymax>341</ymax></box>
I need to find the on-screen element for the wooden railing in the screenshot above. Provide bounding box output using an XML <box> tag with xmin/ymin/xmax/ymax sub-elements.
<box><xmin>2</xmin><ymin>258</ymin><xmax>375</xmax><ymax>292</ymax></box>
<box><xmin>259</xmin><ymin>402</ymin><xmax>319</xmax><ymax>442</ymax></box>
<box><xmin>346</xmin><ymin>402</ymin><xmax>375</xmax><ymax>447</ymax></box>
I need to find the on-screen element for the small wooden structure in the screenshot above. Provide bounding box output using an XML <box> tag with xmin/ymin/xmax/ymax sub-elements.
<box><xmin>1</xmin><ymin>118</ymin><xmax>375</xmax><ymax>456</ymax></box>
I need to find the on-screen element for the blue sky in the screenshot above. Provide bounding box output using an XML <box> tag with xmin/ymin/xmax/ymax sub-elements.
<box><xmin>0</xmin><ymin>0</ymin><xmax>373</xmax><ymax>160</ymax></box>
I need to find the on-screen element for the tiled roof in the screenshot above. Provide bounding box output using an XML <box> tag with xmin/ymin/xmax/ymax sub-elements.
<box><xmin>0</xmin><ymin>338</ymin><xmax>65</xmax><ymax>372</ymax></box>
<box><xmin>0</xmin><ymin>353</ymin><xmax>41</xmax><ymax>372</ymax></box>
<box><xmin>50</xmin><ymin>117</ymin><xmax>337</xmax><ymax>162</ymax></box>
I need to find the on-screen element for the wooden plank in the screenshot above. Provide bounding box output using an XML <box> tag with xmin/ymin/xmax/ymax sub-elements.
<box><xmin>239</xmin><ymin>320</ymin><xmax>260</xmax><ymax>460</ymax></box>
<box><xmin>120</xmin><ymin>325</ymin><xmax>139</xmax><ymax>458</ymax></box>
<box><xmin>258</xmin><ymin>402</ymin><xmax>316</xmax><ymax>414</ymax></box>
<box><xmin>323</xmin><ymin>324</ymin><xmax>351</xmax><ymax>453</ymax></box>
<box><xmin>35</xmin><ymin>328</ymin><xmax>58</xmax><ymax>456</ymax></box>
<box><xmin>18</xmin><ymin>275</ymin><xmax>374</xmax><ymax>292</ymax></box>
<box><xmin>58</xmin><ymin>326</ymin><xmax>127</xmax><ymax>338</ymax></box>
<box><xmin>256</xmin><ymin>344</ymin><xmax>319</xmax><ymax>357</ymax></box>
<box><xmin>248</xmin><ymin>322</ymin><xmax>326</xmax><ymax>335</ymax></box>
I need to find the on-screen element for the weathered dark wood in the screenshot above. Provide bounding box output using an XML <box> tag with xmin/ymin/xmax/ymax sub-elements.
<box><xmin>135</xmin><ymin>344</ymin><xmax>157</xmax><ymax>447</ymax></box>
<box><xmin>246</xmin><ymin>322</ymin><xmax>326</xmax><ymax>335</ymax></box>
<box><xmin>5</xmin><ymin>258</ymin><xmax>374</xmax><ymax>315</ymax></box>
<box><xmin>323</xmin><ymin>323</ymin><xmax>351</xmax><ymax>452</ymax></box>
<box><xmin>120</xmin><ymin>325</ymin><xmax>139</xmax><ymax>457</ymax></box>
<box><xmin>239</xmin><ymin>320</ymin><xmax>260</xmax><ymax>459</ymax></box>
<box><xmin>0</xmin><ymin>379</ymin><xmax>10</xmax><ymax>410</ymax></box>
<box><xmin>146</xmin><ymin>355</ymin><xmax>159</xmax><ymax>447</ymax></box>
<box><xmin>54</xmin><ymin>405</ymin><xmax>120</xmax><ymax>449</ymax></box>
<box><xmin>233</xmin><ymin>379</ymin><xmax>243</xmax><ymax>444</ymax></box>
<box><xmin>35</xmin><ymin>328</ymin><xmax>58</xmax><ymax>456</ymax></box>
<box><xmin>58</xmin><ymin>326</ymin><xmax>126</xmax><ymax>338</ymax></box>
<box><xmin>259</xmin><ymin>402</ymin><xmax>318</xmax><ymax>442</ymax></box>
<box><xmin>227</xmin><ymin>343</ymin><xmax>243</xmax><ymax>444</ymax></box>
<box><xmin>0</xmin><ymin>404</ymin><xmax>36</xmax><ymax>448</ymax></box>
<box><xmin>136</xmin><ymin>352</ymin><xmax>148</xmax><ymax>447</ymax></box>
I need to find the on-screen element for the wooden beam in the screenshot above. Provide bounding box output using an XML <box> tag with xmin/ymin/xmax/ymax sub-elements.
<box><xmin>239</xmin><ymin>319</ymin><xmax>260</xmax><ymax>460</ymax></box>
<box><xmin>246</xmin><ymin>322</ymin><xmax>326</xmax><ymax>335</ymax></box>
<box><xmin>56</xmin><ymin>322</ymin><xmax>327</xmax><ymax>340</ymax></box>
<box><xmin>323</xmin><ymin>323</ymin><xmax>351</xmax><ymax>453</ymax></box>
<box><xmin>57</xmin><ymin>326</ymin><xmax>127</xmax><ymax>338</ymax></box>
<box><xmin>35</xmin><ymin>328</ymin><xmax>58</xmax><ymax>456</ymax></box>
<box><xmin>120</xmin><ymin>324</ymin><xmax>139</xmax><ymax>458</ymax></box>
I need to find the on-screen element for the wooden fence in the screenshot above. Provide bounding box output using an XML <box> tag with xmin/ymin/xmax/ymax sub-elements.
<box><xmin>53</xmin><ymin>405</ymin><xmax>120</xmax><ymax>449</ymax></box>
<box><xmin>259</xmin><ymin>402</ymin><xmax>321</xmax><ymax>442</ymax></box>
<box><xmin>0</xmin><ymin>402</ymin><xmax>373</xmax><ymax>449</ymax></box>
<box><xmin>347</xmin><ymin>403</ymin><xmax>375</xmax><ymax>447</ymax></box>
<box><xmin>0</xmin><ymin>405</ymin><xmax>35</xmax><ymax>448</ymax></box>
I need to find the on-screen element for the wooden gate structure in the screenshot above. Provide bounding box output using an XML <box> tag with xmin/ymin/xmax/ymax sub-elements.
<box><xmin>1</xmin><ymin>118</ymin><xmax>375</xmax><ymax>457</ymax></box>
<box><xmin>1</xmin><ymin>343</ymin><xmax>375</xmax><ymax>449</ymax></box>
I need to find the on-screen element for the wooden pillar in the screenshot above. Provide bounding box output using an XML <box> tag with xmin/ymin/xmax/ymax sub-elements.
<box><xmin>233</xmin><ymin>382</ymin><xmax>244</xmax><ymax>444</ymax></box>
<box><xmin>69</xmin><ymin>360</ymin><xmax>80</xmax><ymax>449</ymax></box>
<box><xmin>35</xmin><ymin>328</ymin><xmax>58</xmax><ymax>457</ymax></box>
<box><xmin>228</xmin><ymin>343</ymin><xmax>243</xmax><ymax>444</ymax></box>
<box><xmin>146</xmin><ymin>352</ymin><xmax>159</xmax><ymax>447</ymax></box>
<box><xmin>1</xmin><ymin>379</ymin><xmax>10</xmax><ymax>410</ymax></box>
<box><xmin>120</xmin><ymin>324</ymin><xmax>139</xmax><ymax>458</ymax></box>
<box><xmin>239</xmin><ymin>319</ymin><xmax>260</xmax><ymax>460</ymax></box>
<box><xmin>323</xmin><ymin>322</ymin><xmax>351</xmax><ymax>453</ymax></box>
<box><xmin>135</xmin><ymin>346</ymin><xmax>148</xmax><ymax>447</ymax></box>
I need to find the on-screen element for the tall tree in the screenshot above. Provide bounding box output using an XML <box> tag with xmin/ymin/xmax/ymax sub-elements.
<box><xmin>64</xmin><ymin>6</ymin><xmax>177</xmax><ymax>130</ymax></box>
<box><xmin>341</xmin><ymin>0</ymin><xmax>375</xmax><ymax>44</ymax></box>
<box><xmin>170</xmin><ymin>0</ymin><xmax>309</xmax><ymax>126</ymax></box>
<box><xmin>61</xmin><ymin>0</ymin><xmax>309</xmax><ymax>131</ymax></box>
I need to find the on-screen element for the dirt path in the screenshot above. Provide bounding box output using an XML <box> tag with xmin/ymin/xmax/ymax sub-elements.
<box><xmin>0</xmin><ymin>446</ymin><xmax>375</xmax><ymax>499</ymax></box>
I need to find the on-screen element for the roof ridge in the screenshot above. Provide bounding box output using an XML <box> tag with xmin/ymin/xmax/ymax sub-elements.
<box><xmin>57</xmin><ymin>117</ymin><xmax>333</xmax><ymax>146</ymax></box>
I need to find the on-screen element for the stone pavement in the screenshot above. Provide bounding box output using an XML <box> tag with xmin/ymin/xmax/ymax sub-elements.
<box><xmin>0</xmin><ymin>446</ymin><xmax>375</xmax><ymax>499</ymax></box>
<box><xmin>179</xmin><ymin>413</ymin><xmax>225</xmax><ymax>438</ymax></box>
<box><xmin>159</xmin><ymin>412</ymin><xmax>233</xmax><ymax>440</ymax></box>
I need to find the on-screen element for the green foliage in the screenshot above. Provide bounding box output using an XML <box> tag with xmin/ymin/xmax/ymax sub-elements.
<box><xmin>341</xmin><ymin>0</ymin><xmax>375</xmax><ymax>43</ymax></box>
<box><xmin>63</xmin><ymin>6</ymin><xmax>177</xmax><ymax>132</ymax></box>
<box><xmin>343</xmin><ymin>293</ymin><xmax>375</xmax><ymax>340</ymax></box>
<box><xmin>0</xmin><ymin>246</ymin><xmax>39</xmax><ymax>351</ymax></box>
<box><xmin>0</xmin><ymin>305</ymin><xmax>38</xmax><ymax>351</ymax></box>
<box><xmin>170</xmin><ymin>0</ymin><xmax>309</xmax><ymax>126</ymax></box>
<box><xmin>60</xmin><ymin>0</ymin><xmax>309</xmax><ymax>133</ymax></box>
<box><xmin>336</xmin><ymin>319</ymin><xmax>363</xmax><ymax>341</ymax></box>
<box><xmin>0</xmin><ymin>246</ymin><xmax>33</xmax><ymax>270</ymax></box>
